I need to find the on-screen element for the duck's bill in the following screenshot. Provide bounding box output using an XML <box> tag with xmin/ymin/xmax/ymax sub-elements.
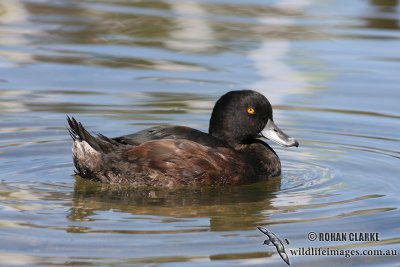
<box><xmin>261</xmin><ymin>119</ymin><xmax>299</xmax><ymax>147</ymax></box>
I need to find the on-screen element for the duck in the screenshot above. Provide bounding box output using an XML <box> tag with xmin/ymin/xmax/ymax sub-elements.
<box><xmin>67</xmin><ymin>90</ymin><xmax>299</xmax><ymax>187</ymax></box>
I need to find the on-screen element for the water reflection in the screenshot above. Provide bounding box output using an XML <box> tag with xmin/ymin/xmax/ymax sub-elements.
<box><xmin>364</xmin><ymin>0</ymin><xmax>399</xmax><ymax>30</ymax></box>
<box><xmin>69</xmin><ymin>177</ymin><xmax>281</xmax><ymax>231</ymax></box>
<box><xmin>249</xmin><ymin>0</ymin><xmax>312</xmax><ymax>105</ymax></box>
<box><xmin>370</xmin><ymin>0</ymin><xmax>399</xmax><ymax>13</ymax></box>
<box><xmin>166</xmin><ymin>1</ymin><xmax>216</xmax><ymax>53</ymax></box>
<box><xmin>0</xmin><ymin>0</ymin><xmax>34</xmax><ymax>66</ymax></box>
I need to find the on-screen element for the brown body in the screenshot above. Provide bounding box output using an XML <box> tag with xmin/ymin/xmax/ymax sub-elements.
<box><xmin>71</xmin><ymin>126</ymin><xmax>280</xmax><ymax>187</ymax></box>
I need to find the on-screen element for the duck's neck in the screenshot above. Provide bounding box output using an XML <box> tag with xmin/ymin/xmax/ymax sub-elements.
<box><xmin>209</xmin><ymin>121</ymin><xmax>249</xmax><ymax>146</ymax></box>
<box><xmin>209</xmin><ymin>130</ymin><xmax>242</xmax><ymax>147</ymax></box>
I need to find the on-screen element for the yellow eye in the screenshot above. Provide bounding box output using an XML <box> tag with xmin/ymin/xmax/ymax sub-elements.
<box><xmin>247</xmin><ymin>107</ymin><xmax>255</xmax><ymax>114</ymax></box>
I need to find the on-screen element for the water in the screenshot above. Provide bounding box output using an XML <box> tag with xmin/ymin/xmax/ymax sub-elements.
<box><xmin>0</xmin><ymin>0</ymin><xmax>399</xmax><ymax>266</ymax></box>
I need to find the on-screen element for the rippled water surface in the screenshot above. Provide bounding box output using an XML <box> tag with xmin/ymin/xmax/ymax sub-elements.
<box><xmin>1</xmin><ymin>0</ymin><xmax>399</xmax><ymax>266</ymax></box>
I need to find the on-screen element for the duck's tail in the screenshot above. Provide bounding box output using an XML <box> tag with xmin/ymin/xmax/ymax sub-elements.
<box><xmin>67</xmin><ymin>116</ymin><xmax>117</xmax><ymax>152</ymax></box>
<box><xmin>67</xmin><ymin>116</ymin><xmax>116</xmax><ymax>178</ymax></box>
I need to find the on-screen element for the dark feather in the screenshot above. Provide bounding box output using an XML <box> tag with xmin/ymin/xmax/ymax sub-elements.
<box><xmin>67</xmin><ymin>116</ymin><xmax>116</xmax><ymax>153</ymax></box>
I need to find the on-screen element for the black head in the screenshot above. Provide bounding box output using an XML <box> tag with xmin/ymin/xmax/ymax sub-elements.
<box><xmin>209</xmin><ymin>90</ymin><xmax>299</xmax><ymax>147</ymax></box>
<box><xmin>209</xmin><ymin>90</ymin><xmax>270</xmax><ymax>144</ymax></box>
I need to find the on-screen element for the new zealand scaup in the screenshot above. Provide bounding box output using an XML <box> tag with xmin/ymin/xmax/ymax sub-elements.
<box><xmin>67</xmin><ymin>90</ymin><xmax>298</xmax><ymax>187</ymax></box>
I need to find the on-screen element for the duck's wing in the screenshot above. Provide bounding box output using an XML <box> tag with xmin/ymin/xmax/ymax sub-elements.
<box><xmin>113</xmin><ymin>139</ymin><xmax>251</xmax><ymax>186</ymax></box>
<box><xmin>112</xmin><ymin>125</ymin><xmax>222</xmax><ymax>147</ymax></box>
<box><xmin>67</xmin><ymin>118</ymin><xmax>254</xmax><ymax>185</ymax></box>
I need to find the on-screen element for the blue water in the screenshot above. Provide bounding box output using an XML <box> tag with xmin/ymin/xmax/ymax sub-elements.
<box><xmin>0</xmin><ymin>0</ymin><xmax>399</xmax><ymax>266</ymax></box>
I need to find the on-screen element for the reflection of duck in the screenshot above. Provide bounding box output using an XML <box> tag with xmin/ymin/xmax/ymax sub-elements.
<box><xmin>67</xmin><ymin>90</ymin><xmax>298</xmax><ymax>187</ymax></box>
<box><xmin>68</xmin><ymin>176</ymin><xmax>281</xmax><ymax>231</ymax></box>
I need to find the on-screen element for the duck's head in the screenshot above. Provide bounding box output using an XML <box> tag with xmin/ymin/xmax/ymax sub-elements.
<box><xmin>209</xmin><ymin>90</ymin><xmax>299</xmax><ymax>147</ymax></box>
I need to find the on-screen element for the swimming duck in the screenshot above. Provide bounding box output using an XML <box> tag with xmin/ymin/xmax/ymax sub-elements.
<box><xmin>67</xmin><ymin>90</ymin><xmax>298</xmax><ymax>187</ymax></box>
